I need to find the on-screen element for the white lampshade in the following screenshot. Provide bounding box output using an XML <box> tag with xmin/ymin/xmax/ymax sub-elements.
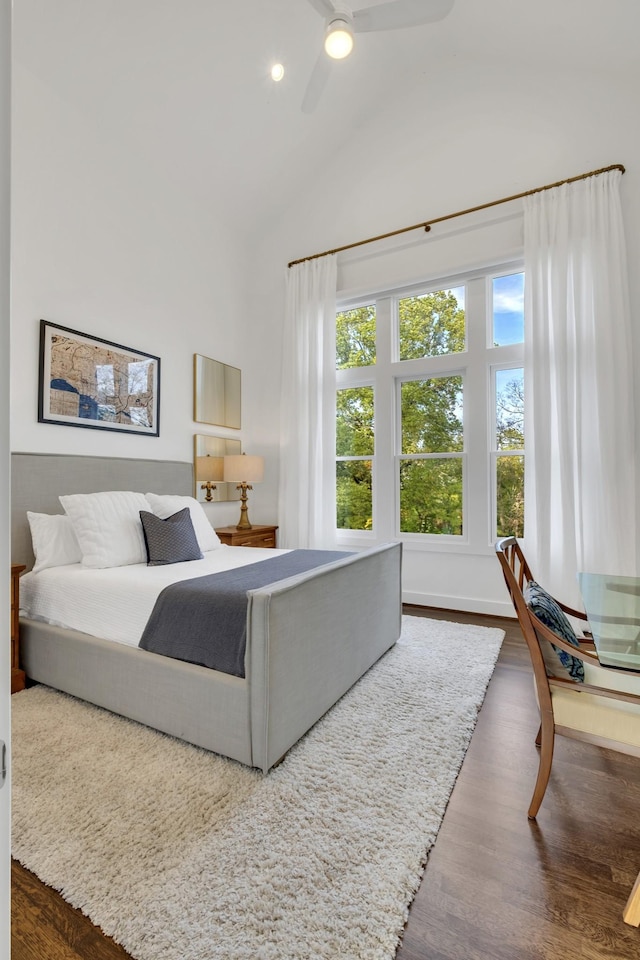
<box><xmin>324</xmin><ymin>19</ymin><xmax>354</xmax><ymax>59</ymax></box>
<box><xmin>196</xmin><ymin>455</ymin><xmax>223</xmax><ymax>482</ymax></box>
<box><xmin>223</xmin><ymin>454</ymin><xmax>264</xmax><ymax>484</ymax></box>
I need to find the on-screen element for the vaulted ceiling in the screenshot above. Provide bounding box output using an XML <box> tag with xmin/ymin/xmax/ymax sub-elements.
<box><xmin>12</xmin><ymin>0</ymin><xmax>640</xmax><ymax>232</ymax></box>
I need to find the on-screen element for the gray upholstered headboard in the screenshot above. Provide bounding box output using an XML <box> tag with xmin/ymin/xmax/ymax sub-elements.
<box><xmin>11</xmin><ymin>452</ymin><xmax>193</xmax><ymax>569</ymax></box>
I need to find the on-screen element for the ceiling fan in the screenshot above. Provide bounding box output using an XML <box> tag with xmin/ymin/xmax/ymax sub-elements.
<box><xmin>302</xmin><ymin>0</ymin><xmax>455</xmax><ymax>113</ymax></box>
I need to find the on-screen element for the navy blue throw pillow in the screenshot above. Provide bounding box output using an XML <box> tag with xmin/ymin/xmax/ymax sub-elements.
<box><xmin>140</xmin><ymin>508</ymin><xmax>204</xmax><ymax>566</ymax></box>
<box><xmin>523</xmin><ymin>580</ymin><xmax>585</xmax><ymax>683</ymax></box>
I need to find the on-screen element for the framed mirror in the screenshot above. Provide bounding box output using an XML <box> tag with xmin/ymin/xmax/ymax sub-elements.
<box><xmin>194</xmin><ymin>434</ymin><xmax>242</xmax><ymax>503</ymax></box>
<box><xmin>194</xmin><ymin>354</ymin><xmax>241</xmax><ymax>429</ymax></box>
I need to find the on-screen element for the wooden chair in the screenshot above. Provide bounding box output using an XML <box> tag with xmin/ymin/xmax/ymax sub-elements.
<box><xmin>495</xmin><ymin>537</ymin><xmax>640</xmax><ymax>821</ymax></box>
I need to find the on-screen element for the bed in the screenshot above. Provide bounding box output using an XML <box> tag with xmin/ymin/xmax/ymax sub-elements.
<box><xmin>11</xmin><ymin>452</ymin><xmax>402</xmax><ymax>772</ymax></box>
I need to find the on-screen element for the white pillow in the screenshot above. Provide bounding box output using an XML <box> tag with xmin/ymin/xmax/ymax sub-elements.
<box><xmin>60</xmin><ymin>490</ymin><xmax>151</xmax><ymax>568</ymax></box>
<box><xmin>27</xmin><ymin>511</ymin><xmax>83</xmax><ymax>573</ymax></box>
<box><xmin>145</xmin><ymin>492</ymin><xmax>221</xmax><ymax>552</ymax></box>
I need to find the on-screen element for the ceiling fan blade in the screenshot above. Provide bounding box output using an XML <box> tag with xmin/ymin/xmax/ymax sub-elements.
<box><xmin>301</xmin><ymin>53</ymin><xmax>333</xmax><ymax>114</ymax></box>
<box><xmin>305</xmin><ymin>0</ymin><xmax>336</xmax><ymax>17</ymax></box>
<box><xmin>353</xmin><ymin>0</ymin><xmax>454</xmax><ymax>32</ymax></box>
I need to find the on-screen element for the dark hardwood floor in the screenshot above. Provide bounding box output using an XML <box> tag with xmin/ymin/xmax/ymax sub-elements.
<box><xmin>12</xmin><ymin>606</ymin><xmax>640</xmax><ymax>959</ymax></box>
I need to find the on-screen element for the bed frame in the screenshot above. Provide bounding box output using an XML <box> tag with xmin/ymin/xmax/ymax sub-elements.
<box><xmin>11</xmin><ymin>452</ymin><xmax>402</xmax><ymax>772</ymax></box>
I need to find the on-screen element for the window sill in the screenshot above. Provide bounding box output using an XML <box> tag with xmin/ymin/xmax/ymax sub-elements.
<box><xmin>336</xmin><ymin>530</ymin><xmax>495</xmax><ymax>557</ymax></box>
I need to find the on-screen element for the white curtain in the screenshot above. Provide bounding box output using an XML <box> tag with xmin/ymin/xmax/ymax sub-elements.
<box><xmin>523</xmin><ymin>169</ymin><xmax>636</xmax><ymax>606</ymax></box>
<box><xmin>278</xmin><ymin>255</ymin><xmax>338</xmax><ymax>548</ymax></box>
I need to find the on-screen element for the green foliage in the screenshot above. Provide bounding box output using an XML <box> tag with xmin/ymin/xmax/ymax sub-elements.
<box><xmin>496</xmin><ymin>455</ymin><xmax>525</xmax><ymax>538</ymax></box>
<box><xmin>336</xmin><ymin>387</ymin><xmax>374</xmax><ymax>457</ymax></box>
<box><xmin>401</xmin><ymin>377</ymin><xmax>463</xmax><ymax>454</ymax></box>
<box><xmin>336</xmin><ymin>292</ymin><xmax>467</xmax><ymax>533</ymax></box>
<box><xmin>336</xmin><ymin>384</ymin><xmax>374</xmax><ymax>529</ymax></box>
<box><xmin>399</xmin><ymin>459</ymin><xmax>463</xmax><ymax>534</ymax></box>
<box><xmin>399</xmin><ymin>289</ymin><xmax>465</xmax><ymax>359</ymax></box>
<box><xmin>336</xmin><ymin>461</ymin><xmax>372</xmax><ymax>530</ymax></box>
<box><xmin>496</xmin><ymin>372</ymin><xmax>524</xmax><ymax>451</ymax></box>
<box><xmin>495</xmin><ymin>371</ymin><xmax>524</xmax><ymax>537</ymax></box>
<box><xmin>335</xmin><ymin>290</ymin><xmax>524</xmax><ymax>538</ymax></box>
<box><xmin>336</xmin><ymin>306</ymin><xmax>376</xmax><ymax>369</ymax></box>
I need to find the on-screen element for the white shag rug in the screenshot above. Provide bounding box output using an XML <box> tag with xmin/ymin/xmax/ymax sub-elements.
<box><xmin>12</xmin><ymin>615</ymin><xmax>503</xmax><ymax>960</ymax></box>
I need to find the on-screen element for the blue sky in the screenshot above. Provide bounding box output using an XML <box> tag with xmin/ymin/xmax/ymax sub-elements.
<box><xmin>492</xmin><ymin>272</ymin><xmax>524</xmax><ymax>345</ymax></box>
<box><xmin>445</xmin><ymin>273</ymin><xmax>524</xmax><ymax>346</ymax></box>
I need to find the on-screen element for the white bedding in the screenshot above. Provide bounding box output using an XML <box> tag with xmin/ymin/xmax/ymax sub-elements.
<box><xmin>19</xmin><ymin>545</ymin><xmax>290</xmax><ymax>648</ymax></box>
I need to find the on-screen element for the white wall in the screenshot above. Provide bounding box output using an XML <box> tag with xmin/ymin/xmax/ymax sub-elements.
<box><xmin>11</xmin><ymin>37</ymin><xmax>640</xmax><ymax>614</ymax></box>
<box><xmin>249</xmin><ymin>56</ymin><xmax>640</xmax><ymax>615</ymax></box>
<box><xmin>0</xmin><ymin>0</ymin><xmax>11</xmax><ymax>949</ymax></box>
<box><xmin>10</xmin><ymin>57</ymin><xmax>273</xmax><ymax>529</ymax></box>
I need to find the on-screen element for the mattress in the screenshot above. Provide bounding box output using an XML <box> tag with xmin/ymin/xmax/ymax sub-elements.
<box><xmin>19</xmin><ymin>545</ymin><xmax>290</xmax><ymax>648</ymax></box>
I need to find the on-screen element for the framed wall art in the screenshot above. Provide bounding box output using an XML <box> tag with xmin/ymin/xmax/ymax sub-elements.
<box><xmin>193</xmin><ymin>353</ymin><xmax>241</xmax><ymax>429</ymax></box>
<box><xmin>38</xmin><ymin>320</ymin><xmax>161</xmax><ymax>436</ymax></box>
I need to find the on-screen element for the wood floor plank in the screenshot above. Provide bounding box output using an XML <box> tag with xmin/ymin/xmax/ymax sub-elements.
<box><xmin>396</xmin><ymin>606</ymin><xmax>640</xmax><ymax>960</ymax></box>
<box><xmin>11</xmin><ymin>605</ymin><xmax>640</xmax><ymax>959</ymax></box>
<box><xmin>12</xmin><ymin>860</ymin><xmax>132</xmax><ymax>960</ymax></box>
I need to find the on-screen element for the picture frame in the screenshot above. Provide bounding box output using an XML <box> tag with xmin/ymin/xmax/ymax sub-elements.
<box><xmin>193</xmin><ymin>353</ymin><xmax>241</xmax><ymax>429</ymax></box>
<box><xmin>38</xmin><ymin>320</ymin><xmax>161</xmax><ymax>436</ymax></box>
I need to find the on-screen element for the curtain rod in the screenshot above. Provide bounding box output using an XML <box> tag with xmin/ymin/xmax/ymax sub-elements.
<box><xmin>287</xmin><ymin>163</ymin><xmax>625</xmax><ymax>269</ymax></box>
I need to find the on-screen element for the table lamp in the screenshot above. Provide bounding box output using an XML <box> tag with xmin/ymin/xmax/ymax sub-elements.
<box><xmin>223</xmin><ymin>454</ymin><xmax>264</xmax><ymax>529</ymax></box>
<box><xmin>195</xmin><ymin>455</ymin><xmax>223</xmax><ymax>502</ymax></box>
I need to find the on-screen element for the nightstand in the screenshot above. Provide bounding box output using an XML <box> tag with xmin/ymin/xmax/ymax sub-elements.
<box><xmin>11</xmin><ymin>563</ymin><xmax>26</xmax><ymax>694</ymax></box>
<box><xmin>215</xmin><ymin>525</ymin><xmax>278</xmax><ymax>548</ymax></box>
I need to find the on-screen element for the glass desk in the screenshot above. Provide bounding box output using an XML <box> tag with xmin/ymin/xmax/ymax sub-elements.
<box><xmin>578</xmin><ymin>572</ymin><xmax>640</xmax><ymax>671</ymax></box>
<box><xmin>578</xmin><ymin>571</ymin><xmax>640</xmax><ymax>926</ymax></box>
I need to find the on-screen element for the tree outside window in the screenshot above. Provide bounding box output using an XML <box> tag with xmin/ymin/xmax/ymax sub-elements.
<box><xmin>495</xmin><ymin>367</ymin><xmax>524</xmax><ymax>538</ymax></box>
<box><xmin>335</xmin><ymin>268</ymin><xmax>524</xmax><ymax>542</ymax></box>
<box><xmin>336</xmin><ymin>386</ymin><xmax>374</xmax><ymax>530</ymax></box>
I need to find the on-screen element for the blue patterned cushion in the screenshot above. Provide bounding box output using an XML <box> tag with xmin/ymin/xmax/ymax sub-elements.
<box><xmin>140</xmin><ymin>508</ymin><xmax>203</xmax><ymax>566</ymax></box>
<box><xmin>523</xmin><ymin>580</ymin><xmax>584</xmax><ymax>682</ymax></box>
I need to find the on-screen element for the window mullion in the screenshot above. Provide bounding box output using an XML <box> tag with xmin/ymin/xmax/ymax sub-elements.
<box><xmin>463</xmin><ymin>277</ymin><xmax>490</xmax><ymax>548</ymax></box>
<box><xmin>374</xmin><ymin>297</ymin><xmax>394</xmax><ymax>541</ymax></box>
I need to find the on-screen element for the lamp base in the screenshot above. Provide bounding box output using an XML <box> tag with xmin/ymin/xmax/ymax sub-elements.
<box><xmin>235</xmin><ymin>483</ymin><xmax>253</xmax><ymax>530</ymax></box>
<box><xmin>200</xmin><ymin>481</ymin><xmax>216</xmax><ymax>502</ymax></box>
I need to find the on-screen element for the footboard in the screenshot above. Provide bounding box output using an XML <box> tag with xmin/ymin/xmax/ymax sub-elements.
<box><xmin>246</xmin><ymin>541</ymin><xmax>402</xmax><ymax>772</ymax></box>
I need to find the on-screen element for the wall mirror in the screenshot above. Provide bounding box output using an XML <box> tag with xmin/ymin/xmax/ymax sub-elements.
<box><xmin>194</xmin><ymin>434</ymin><xmax>242</xmax><ymax>503</ymax></box>
<box><xmin>194</xmin><ymin>354</ymin><xmax>241</xmax><ymax>429</ymax></box>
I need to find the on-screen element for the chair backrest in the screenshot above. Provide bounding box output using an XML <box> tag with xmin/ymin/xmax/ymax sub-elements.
<box><xmin>495</xmin><ymin>536</ymin><xmax>560</xmax><ymax>714</ymax></box>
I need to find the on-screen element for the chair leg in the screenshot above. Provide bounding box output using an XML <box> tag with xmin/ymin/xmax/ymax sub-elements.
<box><xmin>535</xmin><ymin>724</ymin><xmax>541</xmax><ymax>747</ymax></box>
<box><xmin>528</xmin><ymin>713</ymin><xmax>554</xmax><ymax>820</ymax></box>
<box><xmin>623</xmin><ymin>870</ymin><xmax>640</xmax><ymax>926</ymax></box>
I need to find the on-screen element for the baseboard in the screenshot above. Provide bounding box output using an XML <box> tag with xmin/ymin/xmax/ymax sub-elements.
<box><xmin>402</xmin><ymin>591</ymin><xmax>515</xmax><ymax>619</ymax></box>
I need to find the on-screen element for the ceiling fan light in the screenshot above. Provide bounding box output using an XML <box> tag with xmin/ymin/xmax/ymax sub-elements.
<box><xmin>324</xmin><ymin>18</ymin><xmax>354</xmax><ymax>59</ymax></box>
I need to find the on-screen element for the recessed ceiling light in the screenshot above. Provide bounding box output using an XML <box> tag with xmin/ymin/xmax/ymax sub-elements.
<box><xmin>271</xmin><ymin>63</ymin><xmax>285</xmax><ymax>82</ymax></box>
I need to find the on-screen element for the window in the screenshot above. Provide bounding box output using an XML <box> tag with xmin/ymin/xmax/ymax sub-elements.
<box><xmin>398</xmin><ymin>287</ymin><xmax>466</xmax><ymax>359</ymax></box>
<box><xmin>336</xmin><ymin>304</ymin><xmax>376</xmax><ymax>369</ymax></box>
<box><xmin>336</xmin><ymin>385</ymin><xmax>374</xmax><ymax>530</ymax></box>
<box><xmin>335</xmin><ymin>266</ymin><xmax>525</xmax><ymax>547</ymax></box>
<box><xmin>399</xmin><ymin>376</ymin><xmax>464</xmax><ymax>535</ymax></box>
<box><xmin>494</xmin><ymin>366</ymin><xmax>524</xmax><ymax>538</ymax></box>
<box><xmin>492</xmin><ymin>272</ymin><xmax>525</xmax><ymax>538</ymax></box>
<box><xmin>492</xmin><ymin>272</ymin><xmax>525</xmax><ymax>346</ymax></box>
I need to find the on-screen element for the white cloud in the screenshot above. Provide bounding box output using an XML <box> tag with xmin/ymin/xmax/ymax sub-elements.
<box><xmin>493</xmin><ymin>279</ymin><xmax>524</xmax><ymax>314</ymax></box>
<box><xmin>494</xmin><ymin>291</ymin><xmax>524</xmax><ymax>313</ymax></box>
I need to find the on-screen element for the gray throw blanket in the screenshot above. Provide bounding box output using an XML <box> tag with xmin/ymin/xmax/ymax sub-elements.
<box><xmin>139</xmin><ymin>550</ymin><xmax>351</xmax><ymax>677</ymax></box>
